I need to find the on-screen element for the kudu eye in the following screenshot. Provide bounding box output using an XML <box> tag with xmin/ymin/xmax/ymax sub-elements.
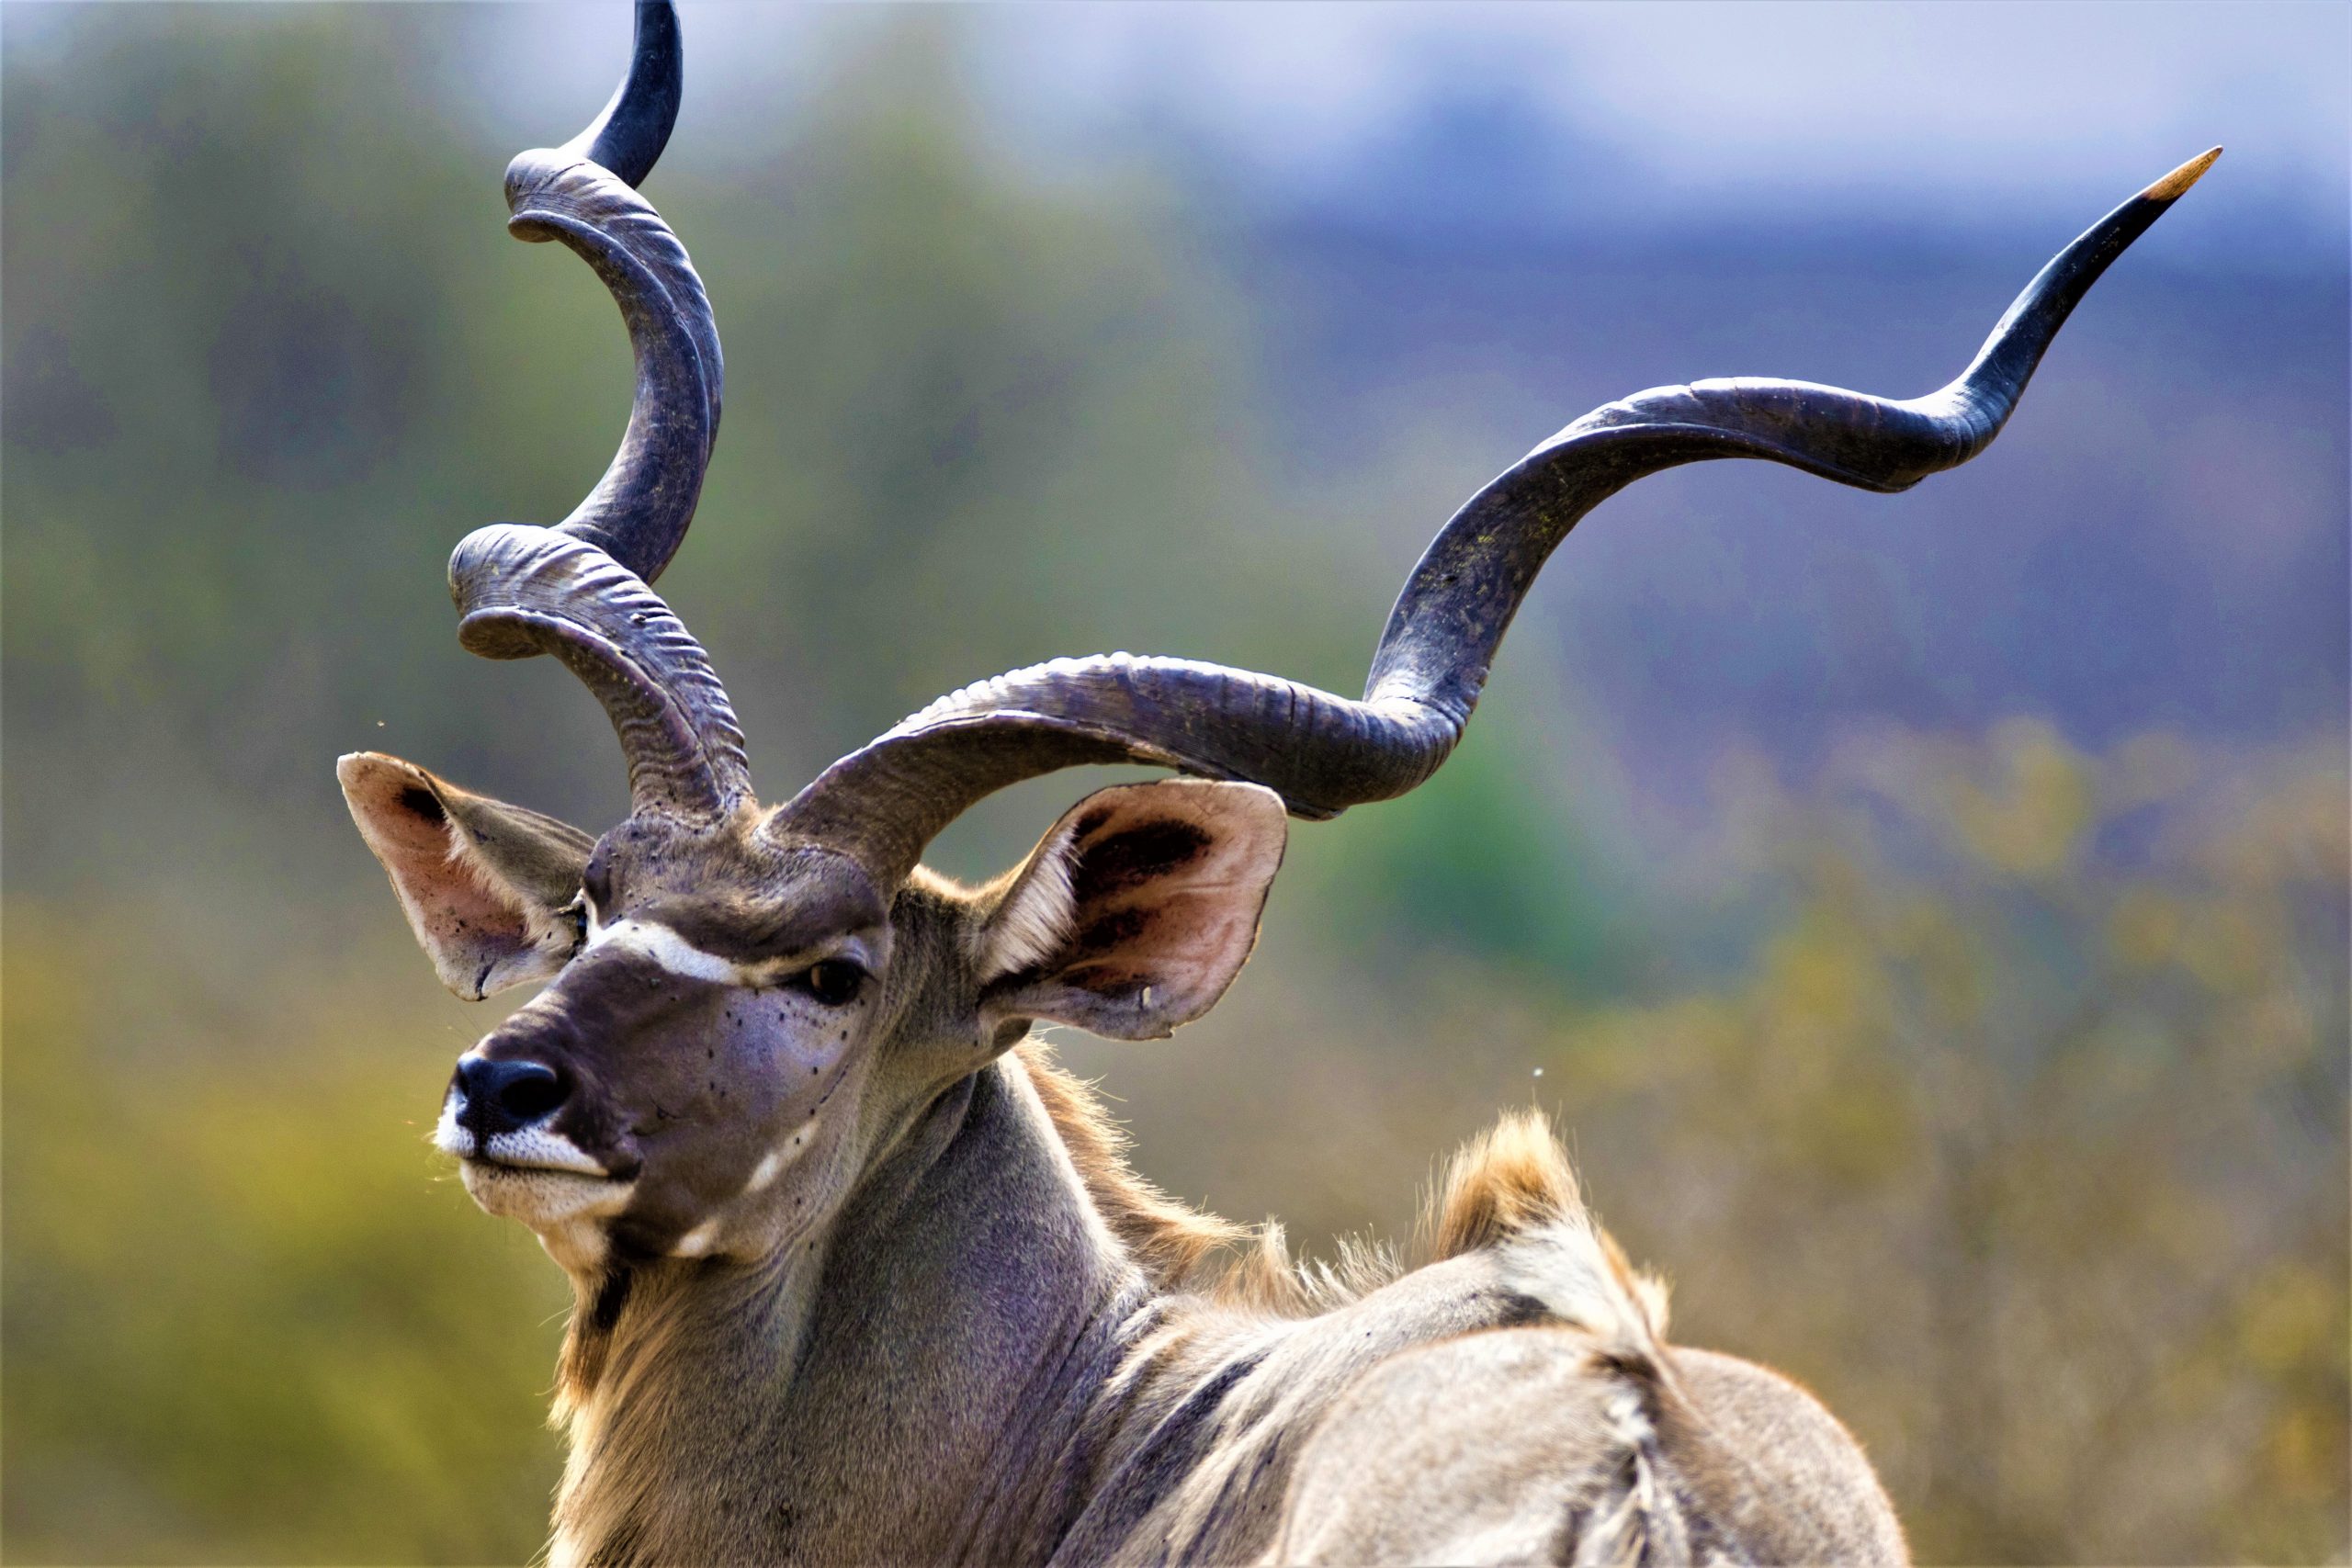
<box><xmin>794</xmin><ymin>960</ymin><xmax>865</xmax><ymax>1008</ymax></box>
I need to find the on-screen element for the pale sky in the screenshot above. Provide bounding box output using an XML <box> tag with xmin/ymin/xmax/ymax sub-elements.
<box><xmin>12</xmin><ymin>3</ymin><xmax>2331</xmax><ymax>250</ymax></box>
<box><xmin>435</xmin><ymin>2</ymin><xmax>2347</xmax><ymax>246</ymax></box>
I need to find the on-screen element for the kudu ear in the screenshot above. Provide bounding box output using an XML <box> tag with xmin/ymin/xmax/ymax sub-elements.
<box><xmin>336</xmin><ymin>752</ymin><xmax>594</xmax><ymax>1001</ymax></box>
<box><xmin>974</xmin><ymin>781</ymin><xmax>1287</xmax><ymax>1042</ymax></box>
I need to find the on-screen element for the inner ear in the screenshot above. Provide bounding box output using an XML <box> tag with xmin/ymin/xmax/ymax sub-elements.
<box><xmin>976</xmin><ymin>780</ymin><xmax>1287</xmax><ymax>1042</ymax></box>
<box><xmin>337</xmin><ymin>751</ymin><xmax>594</xmax><ymax>1000</ymax></box>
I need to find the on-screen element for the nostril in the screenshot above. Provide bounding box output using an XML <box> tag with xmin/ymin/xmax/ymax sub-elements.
<box><xmin>456</xmin><ymin>1056</ymin><xmax>569</xmax><ymax>1136</ymax></box>
<box><xmin>498</xmin><ymin>1064</ymin><xmax>566</xmax><ymax>1122</ymax></box>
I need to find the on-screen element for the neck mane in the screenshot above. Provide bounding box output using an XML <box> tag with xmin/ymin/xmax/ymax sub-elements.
<box><xmin>1014</xmin><ymin>1046</ymin><xmax>1404</xmax><ymax>1314</ymax></box>
<box><xmin>541</xmin><ymin>1045</ymin><xmax>1308</xmax><ymax>1565</ymax></box>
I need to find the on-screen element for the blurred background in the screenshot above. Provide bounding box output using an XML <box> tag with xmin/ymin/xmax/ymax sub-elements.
<box><xmin>4</xmin><ymin>4</ymin><xmax>2344</xmax><ymax>1562</ymax></box>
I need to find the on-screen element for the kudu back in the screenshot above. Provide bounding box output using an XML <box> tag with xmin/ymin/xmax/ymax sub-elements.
<box><xmin>338</xmin><ymin>8</ymin><xmax>2214</xmax><ymax>1562</ymax></box>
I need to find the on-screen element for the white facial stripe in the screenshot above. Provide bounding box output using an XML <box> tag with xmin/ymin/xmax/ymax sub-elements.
<box><xmin>743</xmin><ymin>1127</ymin><xmax>814</xmax><ymax>1195</ymax></box>
<box><xmin>673</xmin><ymin>1220</ymin><xmax>720</xmax><ymax>1258</ymax></box>
<box><xmin>584</xmin><ymin>916</ymin><xmax>757</xmax><ymax>985</ymax></box>
<box><xmin>581</xmin><ymin>913</ymin><xmax>873</xmax><ymax>993</ymax></box>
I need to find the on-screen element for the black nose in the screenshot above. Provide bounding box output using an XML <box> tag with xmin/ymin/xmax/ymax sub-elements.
<box><xmin>455</xmin><ymin>1056</ymin><xmax>569</xmax><ymax>1140</ymax></box>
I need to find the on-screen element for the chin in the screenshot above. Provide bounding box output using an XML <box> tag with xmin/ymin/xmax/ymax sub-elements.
<box><xmin>461</xmin><ymin>1160</ymin><xmax>635</xmax><ymax>1270</ymax></box>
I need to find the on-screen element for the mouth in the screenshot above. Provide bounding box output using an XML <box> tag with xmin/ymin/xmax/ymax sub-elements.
<box><xmin>457</xmin><ymin>1156</ymin><xmax>625</xmax><ymax>1193</ymax></box>
<box><xmin>459</xmin><ymin>1152</ymin><xmax>624</xmax><ymax>1181</ymax></box>
<box><xmin>434</xmin><ymin>1092</ymin><xmax>628</xmax><ymax>1176</ymax></box>
<box><xmin>435</xmin><ymin>1092</ymin><xmax>638</xmax><ymax>1234</ymax></box>
<box><xmin>459</xmin><ymin>1144</ymin><xmax>618</xmax><ymax>1178</ymax></box>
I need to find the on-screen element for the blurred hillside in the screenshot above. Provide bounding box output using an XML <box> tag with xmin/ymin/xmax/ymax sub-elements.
<box><xmin>4</xmin><ymin>6</ymin><xmax>2345</xmax><ymax>1564</ymax></box>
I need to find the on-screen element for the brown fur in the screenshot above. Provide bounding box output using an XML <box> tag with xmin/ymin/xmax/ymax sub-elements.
<box><xmin>1423</xmin><ymin>1108</ymin><xmax>1587</xmax><ymax>1260</ymax></box>
<box><xmin>553</xmin><ymin>1269</ymin><xmax>635</xmax><ymax>1427</ymax></box>
<box><xmin>545</xmin><ymin>1258</ymin><xmax>808</xmax><ymax>1567</ymax></box>
<box><xmin>1019</xmin><ymin>1043</ymin><xmax>1414</xmax><ymax>1317</ymax></box>
<box><xmin>1018</xmin><ymin>1042</ymin><xmax>1256</xmax><ymax>1296</ymax></box>
<box><xmin>1017</xmin><ymin>1046</ymin><xmax>1646</xmax><ymax>1323</ymax></box>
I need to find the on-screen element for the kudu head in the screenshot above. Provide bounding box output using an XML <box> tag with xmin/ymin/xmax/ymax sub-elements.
<box><xmin>342</xmin><ymin>4</ymin><xmax>2215</xmax><ymax>1280</ymax></box>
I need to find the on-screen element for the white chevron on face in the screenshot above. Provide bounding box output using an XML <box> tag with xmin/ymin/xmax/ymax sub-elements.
<box><xmin>582</xmin><ymin>912</ymin><xmax>752</xmax><ymax>985</ymax></box>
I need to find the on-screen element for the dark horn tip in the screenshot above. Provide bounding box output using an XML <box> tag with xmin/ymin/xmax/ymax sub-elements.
<box><xmin>507</xmin><ymin>4</ymin><xmax>683</xmax><ymax>207</ymax></box>
<box><xmin>2140</xmin><ymin>147</ymin><xmax>2222</xmax><ymax>204</ymax></box>
<box><xmin>577</xmin><ymin>1</ymin><xmax>684</xmax><ymax>191</ymax></box>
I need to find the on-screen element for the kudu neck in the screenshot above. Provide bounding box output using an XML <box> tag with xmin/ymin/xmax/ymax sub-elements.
<box><xmin>551</xmin><ymin>1055</ymin><xmax>1147</xmax><ymax>1566</ymax></box>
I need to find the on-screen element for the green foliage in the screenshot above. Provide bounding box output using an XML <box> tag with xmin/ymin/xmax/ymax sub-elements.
<box><xmin>1319</xmin><ymin>716</ymin><xmax>1635</xmax><ymax>997</ymax></box>
<box><xmin>1542</xmin><ymin>724</ymin><xmax>2350</xmax><ymax>1563</ymax></box>
<box><xmin>4</xmin><ymin>913</ymin><xmax>569</xmax><ymax>1563</ymax></box>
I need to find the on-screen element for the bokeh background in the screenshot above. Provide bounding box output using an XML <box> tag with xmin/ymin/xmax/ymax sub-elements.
<box><xmin>5</xmin><ymin>4</ymin><xmax>2345</xmax><ymax>1562</ymax></box>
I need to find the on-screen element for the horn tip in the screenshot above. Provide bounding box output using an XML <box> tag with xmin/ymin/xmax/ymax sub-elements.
<box><xmin>2141</xmin><ymin>147</ymin><xmax>2222</xmax><ymax>203</ymax></box>
<box><xmin>336</xmin><ymin>750</ymin><xmax>425</xmax><ymax>788</ymax></box>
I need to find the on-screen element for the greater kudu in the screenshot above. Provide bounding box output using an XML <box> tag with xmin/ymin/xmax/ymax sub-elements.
<box><xmin>338</xmin><ymin>8</ymin><xmax>2214</xmax><ymax>1562</ymax></box>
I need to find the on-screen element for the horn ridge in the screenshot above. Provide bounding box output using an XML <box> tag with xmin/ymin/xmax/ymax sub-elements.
<box><xmin>452</xmin><ymin>525</ymin><xmax>751</xmax><ymax>820</ymax></box>
<box><xmin>502</xmin><ymin>88</ymin><xmax>723</xmax><ymax>585</ymax></box>
<box><xmin>775</xmin><ymin>153</ymin><xmax>2217</xmax><ymax>884</ymax></box>
<box><xmin>455</xmin><ymin>1</ymin><xmax>746</xmax><ymax>821</ymax></box>
<box><xmin>504</xmin><ymin>164</ymin><xmax>722</xmax><ymax>581</ymax></box>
